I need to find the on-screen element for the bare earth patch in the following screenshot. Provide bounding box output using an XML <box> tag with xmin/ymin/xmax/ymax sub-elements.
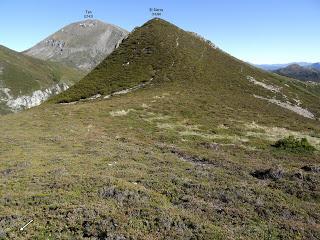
<box><xmin>253</xmin><ymin>94</ymin><xmax>315</xmax><ymax>119</ymax></box>
<box><xmin>247</xmin><ymin>76</ymin><xmax>281</xmax><ymax>93</ymax></box>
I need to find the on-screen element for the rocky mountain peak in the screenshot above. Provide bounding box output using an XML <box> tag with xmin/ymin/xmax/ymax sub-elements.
<box><xmin>23</xmin><ymin>19</ymin><xmax>129</xmax><ymax>72</ymax></box>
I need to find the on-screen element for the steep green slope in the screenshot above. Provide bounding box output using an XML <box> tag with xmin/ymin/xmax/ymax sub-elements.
<box><xmin>0</xmin><ymin>45</ymin><xmax>83</xmax><ymax>113</ymax></box>
<box><xmin>0</xmin><ymin>19</ymin><xmax>319</xmax><ymax>239</ymax></box>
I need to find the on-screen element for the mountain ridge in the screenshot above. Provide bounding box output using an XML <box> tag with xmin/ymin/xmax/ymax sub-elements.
<box><xmin>49</xmin><ymin>18</ymin><xmax>257</xmax><ymax>103</ymax></box>
<box><xmin>48</xmin><ymin>18</ymin><xmax>320</xmax><ymax>122</ymax></box>
<box><xmin>255</xmin><ymin>62</ymin><xmax>319</xmax><ymax>71</ymax></box>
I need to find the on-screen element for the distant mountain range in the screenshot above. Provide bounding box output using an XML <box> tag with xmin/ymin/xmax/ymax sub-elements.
<box><xmin>273</xmin><ymin>64</ymin><xmax>320</xmax><ymax>82</ymax></box>
<box><xmin>255</xmin><ymin>62</ymin><xmax>320</xmax><ymax>82</ymax></box>
<box><xmin>255</xmin><ymin>62</ymin><xmax>314</xmax><ymax>71</ymax></box>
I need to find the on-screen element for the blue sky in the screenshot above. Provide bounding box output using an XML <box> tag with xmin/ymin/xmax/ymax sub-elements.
<box><xmin>0</xmin><ymin>0</ymin><xmax>319</xmax><ymax>64</ymax></box>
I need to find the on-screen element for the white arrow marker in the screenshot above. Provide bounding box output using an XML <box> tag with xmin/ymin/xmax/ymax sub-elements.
<box><xmin>20</xmin><ymin>220</ymin><xmax>33</xmax><ymax>231</ymax></box>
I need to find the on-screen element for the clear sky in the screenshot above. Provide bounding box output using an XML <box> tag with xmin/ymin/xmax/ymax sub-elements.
<box><xmin>1</xmin><ymin>0</ymin><xmax>319</xmax><ymax>64</ymax></box>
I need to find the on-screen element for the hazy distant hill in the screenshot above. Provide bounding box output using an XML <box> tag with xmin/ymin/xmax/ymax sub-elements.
<box><xmin>274</xmin><ymin>64</ymin><xmax>320</xmax><ymax>82</ymax></box>
<box><xmin>310</xmin><ymin>62</ymin><xmax>320</xmax><ymax>71</ymax></box>
<box><xmin>255</xmin><ymin>62</ymin><xmax>312</xmax><ymax>71</ymax></box>
<box><xmin>24</xmin><ymin>19</ymin><xmax>128</xmax><ymax>72</ymax></box>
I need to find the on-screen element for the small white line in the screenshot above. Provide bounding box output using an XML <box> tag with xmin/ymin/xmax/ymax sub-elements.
<box><xmin>20</xmin><ymin>219</ymin><xmax>33</xmax><ymax>231</ymax></box>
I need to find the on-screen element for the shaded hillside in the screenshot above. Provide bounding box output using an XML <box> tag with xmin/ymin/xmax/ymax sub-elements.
<box><xmin>0</xmin><ymin>19</ymin><xmax>319</xmax><ymax>239</ymax></box>
<box><xmin>274</xmin><ymin>64</ymin><xmax>320</xmax><ymax>82</ymax></box>
<box><xmin>310</xmin><ymin>62</ymin><xmax>320</xmax><ymax>71</ymax></box>
<box><xmin>0</xmin><ymin>45</ymin><xmax>83</xmax><ymax>114</ymax></box>
<box><xmin>24</xmin><ymin>19</ymin><xmax>128</xmax><ymax>72</ymax></box>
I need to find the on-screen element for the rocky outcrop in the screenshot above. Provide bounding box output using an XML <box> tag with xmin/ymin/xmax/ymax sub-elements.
<box><xmin>251</xmin><ymin>167</ymin><xmax>284</xmax><ymax>180</ymax></box>
<box><xmin>1</xmin><ymin>83</ymin><xmax>68</xmax><ymax>112</ymax></box>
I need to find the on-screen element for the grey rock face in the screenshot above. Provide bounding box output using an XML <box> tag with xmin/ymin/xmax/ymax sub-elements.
<box><xmin>1</xmin><ymin>83</ymin><xmax>69</xmax><ymax>112</ymax></box>
<box><xmin>24</xmin><ymin>19</ymin><xmax>128</xmax><ymax>72</ymax></box>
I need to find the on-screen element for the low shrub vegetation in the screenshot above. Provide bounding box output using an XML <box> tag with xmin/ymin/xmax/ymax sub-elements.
<box><xmin>273</xmin><ymin>135</ymin><xmax>315</xmax><ymax>153</ymax></box>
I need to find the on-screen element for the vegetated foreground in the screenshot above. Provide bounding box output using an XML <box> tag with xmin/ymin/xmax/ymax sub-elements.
<box><xmin>0</xmin><ymin>19</ymin><xmax>319</xmax><ymax>239</ymax></box>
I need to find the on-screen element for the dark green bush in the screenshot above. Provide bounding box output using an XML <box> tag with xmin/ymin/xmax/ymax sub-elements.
<box><xmin>273</xmin><ymin>135</ymin><xmax>315</xmax><ymax>153</ymax></box>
